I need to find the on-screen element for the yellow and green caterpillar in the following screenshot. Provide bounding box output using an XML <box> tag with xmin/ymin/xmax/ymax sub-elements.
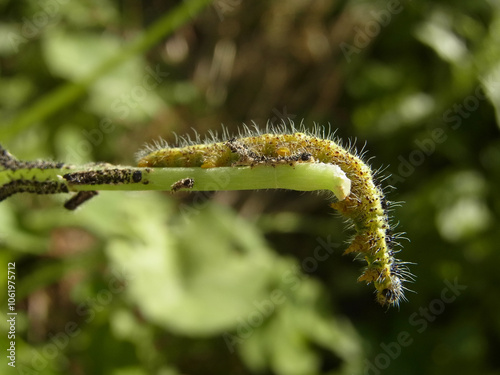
<box><xmin>137</xmin><ymin>124</ymin><xmax>413</xmax><ymax>307</ymax></box>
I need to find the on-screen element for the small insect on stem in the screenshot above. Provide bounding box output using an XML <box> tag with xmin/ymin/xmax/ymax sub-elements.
<box><xmin>170</xmin><ymin>178</ymin><xmax>195</xmax><ymax>192</ymax></box>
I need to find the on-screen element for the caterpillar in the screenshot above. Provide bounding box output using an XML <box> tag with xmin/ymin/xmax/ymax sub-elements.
<box><xmin>137</xmin><ymin>122</ymin><xmax>413</xmax><ymax>307</ymax></box>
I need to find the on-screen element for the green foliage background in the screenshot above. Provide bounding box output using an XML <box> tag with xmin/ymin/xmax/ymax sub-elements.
<box><xmin>1</xmin><ymin>0</ymin><xmax>500</xmax><ymax>374</ymax></box>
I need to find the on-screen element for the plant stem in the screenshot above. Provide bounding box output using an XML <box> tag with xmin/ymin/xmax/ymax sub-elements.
<box><xmin>1</xmin><ymin>163</ymin><xmax>350</xmax><ymax>202</ymax></box>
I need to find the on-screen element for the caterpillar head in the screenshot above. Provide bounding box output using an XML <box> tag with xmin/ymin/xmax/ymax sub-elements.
<box><xmin>377</xmin><ymin>276</ymin><xmax>404</xmax><ymax>307</ymax></box>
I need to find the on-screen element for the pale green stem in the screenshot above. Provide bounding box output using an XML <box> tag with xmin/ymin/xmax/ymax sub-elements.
<box><xmin>1</xmin><ymin>163</ymin><xmax>351</xmax><ymax>201</ymax></box>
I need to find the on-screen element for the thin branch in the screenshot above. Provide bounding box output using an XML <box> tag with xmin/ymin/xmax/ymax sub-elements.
<box><xmin>1</xmin><ymin>145</ymin><xmax>351</xmax><ymax>210</ymax></box>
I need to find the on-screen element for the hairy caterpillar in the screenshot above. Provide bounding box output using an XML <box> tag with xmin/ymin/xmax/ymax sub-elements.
<box><xmin>137</xmin><ymin>122</ymin><xmax>413</xmax><ymax>307</ymax></box>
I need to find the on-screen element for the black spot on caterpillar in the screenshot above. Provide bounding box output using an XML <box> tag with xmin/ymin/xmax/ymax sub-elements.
<box><xmin>137</xmin><ymin>122</ymin><xmax>413</xmax><ymax>307</ymax></box>
<box><xmin>132</xmin><ymin>170</ymin><xmax>143</xmax><ymax>183</ymax></box>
